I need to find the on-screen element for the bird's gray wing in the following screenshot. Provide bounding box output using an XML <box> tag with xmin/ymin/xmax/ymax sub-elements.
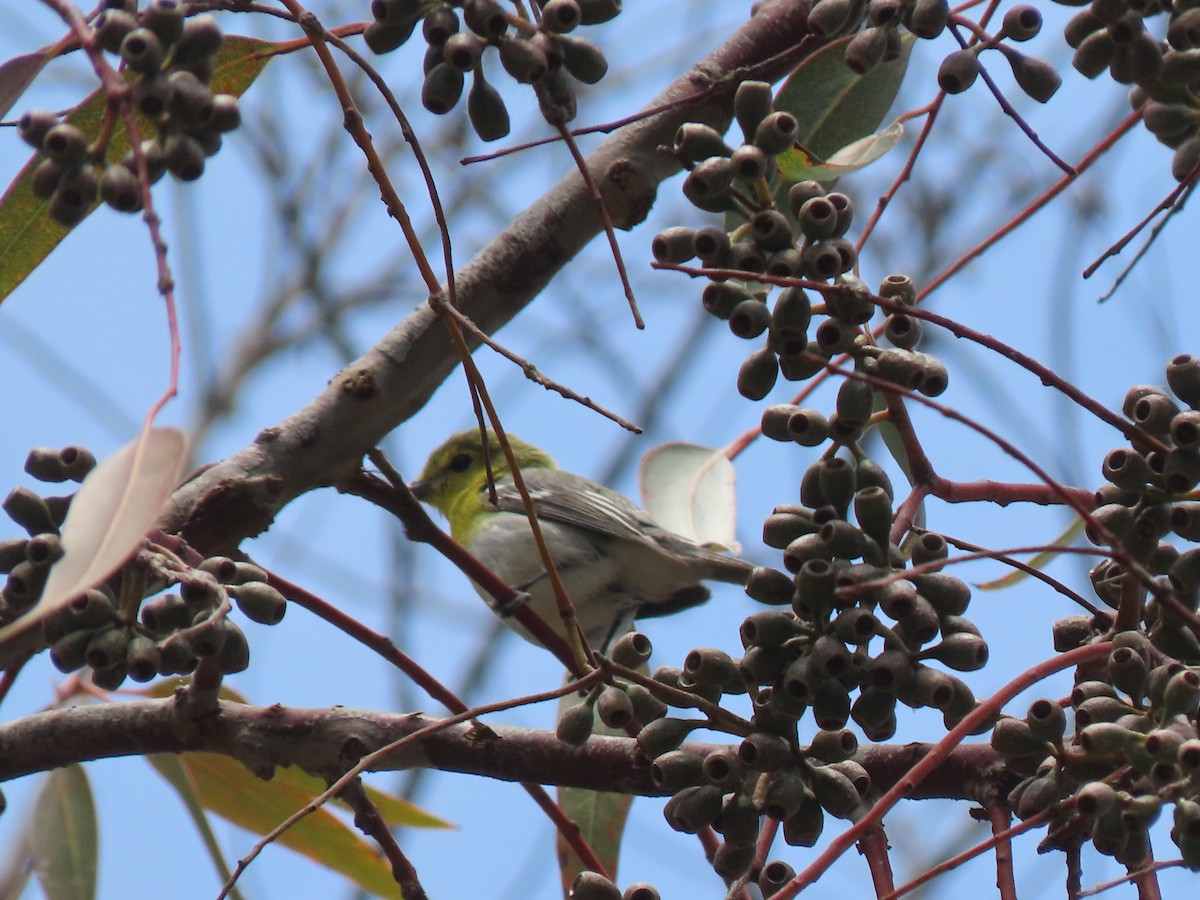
<box><xmin>488</xmin><ymin>469</ymin><xmax>673</xmax><ymax>546</ymax></box>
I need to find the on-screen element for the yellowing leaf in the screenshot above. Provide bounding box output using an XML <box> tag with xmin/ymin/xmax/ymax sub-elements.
<box><xmin>148</xmin><ymin>753</ymin><xmax>403</xmax><ymax>898</ymax></box>
<box><xmin>777</xmin><ymin>119</ymin><xmax>904</xmax><ymax>182</ymax></box>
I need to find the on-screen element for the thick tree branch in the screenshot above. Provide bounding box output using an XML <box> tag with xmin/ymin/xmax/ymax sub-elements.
<box><xmin>160</xmin><ymin>2</ymin><xmax>815</xmax><ymax>554</ymax></box>
<box><xmin>0</xmin><ymin>697</ymin><xmax>1003</xmax><ymax>802</ymax></box>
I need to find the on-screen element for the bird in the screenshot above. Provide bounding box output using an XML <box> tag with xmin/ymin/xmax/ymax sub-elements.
<box><xmin>410</xmin><ymin>429</ymin><xmax>753</xmax><ymax>651</ymax></box>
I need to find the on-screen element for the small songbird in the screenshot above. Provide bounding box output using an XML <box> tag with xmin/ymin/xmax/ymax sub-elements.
<box><xmin>411</xmin><ymin>429</ymin><xmax>753</xmax><ymax>650</ymax></box>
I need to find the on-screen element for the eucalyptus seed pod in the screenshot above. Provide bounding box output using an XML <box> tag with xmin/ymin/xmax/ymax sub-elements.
<box><xmin>786</xmin><ymin>180</ymin><xmax>824</xmax><ymax>217</ymax></box>
<box><xmin>173</xmin><ymin>13</ymin><xmax>223</xmax><ymax>64</ymax></box>
<box><xmin>663</xmin><ymin>785</ymin><xmax>723</xmax><ymax>834</ymax></box>
<box><xmin>443</xmin><ymin>31</ymin><xmax>483</xmax><ymax>72</ymax></box>
<box><xmin>751</xmin><ymin>209</ymin><xmax>795</xmax><ymax>252</ymax></box>
<box><xmin>578</xmin><ymin>0</ymin><xmax>622</xmax><ymax>25</ymax></box>
<box><xmin>701</xmin><ymin>281</ymin><xmax>746</xmax><ymax>319</ymax></box>
<box><xmin>157</xmin><ymin>634</ymin><xmax>199</xmax><ymax>675</ymax></box>
<box><xmin>360</xmin><ymin>18</ymin><xmax>417</xmax><ymax>55</ymax></box>
<box><xmin>737</xmin><ymin>346</ymin><xmax>779</xmax><ymax>401</ymax></box>
<box><xmin>937</xmin><ymin>48</ymin><xmax>980</xmax><ymax>93</ymax></box>
<box><xmin>845</xmin><ymin>26</ymin><xmax>889</xmax><ymax>74</ymax></box>
<box><xmin>559</xmin><ymin>35</ymin><xmax>608</xmax><ymax>84</ymax></box>
<box><xmin>761</xmin><ymin>771</ymin><xmax>813</xmax><ymax>821</ymax></box>
<box><xmin>909</xmin><ymin>531</ymin><xmax>947</xmax><ymax>568</ymax></box>
<box><xmin>120</xmin><ymin>27</ymin><xmax>164</xmax><ymax>74</ymax></box>
<box><xmin>753</xmin><ymin>111</ymin><xmax>799</xmax><ymax>155</ymax></box>
<box><xmin>1172</xmin><ymin>409</ymin><xmax>1200</xmax><ymax>450</ymax></box>
<box><xmin>651</xmin><ymin>749</ymin><xmax>705</xmax><ymax>793</ymax></box>
<box><xmin>763</xmin><ymin>507</ymin><xmax>818</xmax><ymax>549</ymax></box>
<box><xmin>922</xmin><ymin>632</ymin><xmax>988</xmax><ymax>671</ymax></box>
<box><xmin>95</xmin><ymin>9</ymin><xmax>139</xmax><ymax>53</ymax></box>
<box><xmin>50</xmin><ymin>629</ymin><xmax>95</xmax><ymax>673</ymax></box>
<box><xmin>734</xmin><ymin>80</ymin><xmax>774</xmax><ymax>143</ymax></box>
<box><xmin>759</xmin><ymin>860</ymin><xmax>796</xmax><ymax>895</ymax></box>
<box><xmin>992</xmin><ymin>717</ymin><xmax>1050</xmax><ymax>758</ymax></box>
<box><xmin>798</xmin><ymin>196</ymin><xmax>839</xmax><ymax>241</ymax></box>
<box><xmin>85</xmin><ymin>626</ymin><xmax>130</xmax><ymax>673</ymax></box>
<box><xmin>745</xmin><ymin>565</ymin><xmax>797</xmax><ymax>606</ymax></box>
<box><xmin>787</xmin><ymin>408</ymin><xmax>830</xmax><ymax>446</ymax></box>
<box><xmin>42</xmin><ymin>124</ymin><xmax>88</xmax><ymax>166</ymax></box>
<box><xmin>569</xmin><ymin>871</ymin><xmax>622</xmax><ymax>900</ymax></box>
<box><xmin>31</xmin><ymin>159</ymin><xmax>63</xmax><ymax>201</ymax></box>
<box><xmin>140</xmin><ymin>592</ymin><xmax>190</xmax><ymax>634</ymax></box>
<box><xmin>556</xmin><ymin>702</ymin><xmax>596</xmax><ymax>746</ymax></box>
<box><xmin>729</xmin><ymin>299</ymin><xmax>771</xmax><ymax>340</ymax></box>
<box><xmin>0</xmin><ymin>539</ymin><xmax>28</xmax><ymax>575</ymax></box>
<box><xmin>162</xmin><ymin>133</ymin><xmax>205</xmax><ymax>181</ymax></box>
<box><xmin>708</xmin><ymin>792</ymin><xmax>757</xmax><ymax>848</ymax></box>
<box><xmin>4</xmin><ymin>487</ymin><xmax>57</xmax><ymax>536</ymax></box>
<box><xmin>809</xmin><ymin>763</ymin><xmax>861</xmax><ymax>818</ymax></box>
<box><xmin>18</xmin><ymin>109</ymin><xmax>59</xmax><ymax>151</ymax></box>
<box><xmin>832</xmin><ymin>606</ymin><xmax>877</xmax><ymax>644</ymax></box>
<box><xmin>738</xmin><ymin>730</ymin><xmax>793</xmax><ymax>770</ymax></box>
<box><xmin>98</xmin><ymin>160</ymin><xmax>144</xmax><ymax>216</ymax></box>
<box><xmin>809</xmin><ymin>727</ymin><xmax>857</xmax><ymax>763</ymax></box>
<box><xmin>814</xmin><ymin>317</ymin><xmax>856</xmax><ymax>355</ymax></box>
<box><xmin>495</xmin><ymin>36</ymin><xmax>546</xmax><ymax>83</ymax></box>
<box><xmin>692</xmin><ymin>225</ymin><xmax>732</xmax><ymax>266</ymax></box>
<box><xmin>730</xmin><ymin>241</ymin><xmax>766</xmax><ymax>274</ymax></box>
<box><xmin>463</xmin><ymin>0</ymin><xmax>508</xmax><ymax>38</ymax></box>
<box><xmin>626</xmin><ymin>684</ymin><xmax>667</xmax><ymax>725</ymax></box>
<box><xmin>907</xmin><ymin>0</ymin><xmax>949</xmax><ymax>38</ymax></box>
<box><xmin>696</xmin><ymin>747</ymin><xmax>742</xmax><ymax>791</ymax></box>
<box><xmin>125</xmin><ymin>634</ymin><xmax>163</xmax><ymax>683</ymax></box>
<box><xmin>232</xmin><ymin>581</ymin><xmax>287</xmax><ymax>625</ymax></box>
<box><xmin>1168</xmin><ymin>354</ymin><xmax>1200</xmax><ymax>408</ymax></box>
<box><xmin>608</xmin><ymin>630</ymin><xmax>652</xmax><ymax>668</ymax></box>
<box><xmin>595</xmin><ymin>685</ymin><xmax>634</xmax><ymax>729</ymax></box>
<box><xmin>1004</xmin><ymin>49</ymin><xmax>1062</xmax><ymax>103</ymax></box>
<box><xmin>782</xmin><ymin>794</ymin><xmax>825</xmax><ymax>846</ymax></box>
<box><xmin>636</xmin><ymin>717</ymin><xmax>698</xmax><ymax>759</ymax></box>
<box><xmin>795</xmin><ymin>558</ymin><xmax>839</xmax><ymax>617</ymax></box>
<box><xmin>422</xmin><ymin>62</ymin><xmax>465</xmax><ymax>114</ymax></box>
<box><xmin>1025</xmin><ymin>698</ymin><xmax>1066</xmax><ymax>743</ymax></box>
<box><xmin>541</xmin><ymin>0</ymin><xmax>582</xmax><ymax>33</ymax></box>
<box><xmin>651</xmin><ymin>226</ymin><xmax>695</xmax><ymax>264</ymax></box>
<box><xmin>808</xmin><ymin>0</ymin><xmax>859</xmax><ymax>38</ymax></box>
<box><xmin>682</xmin><ymin>156</ymin><xmax>733</xmax><ymax>208</ymax></box>
<box><xmin>467</xmin><ymin>68</ymin><xmax>510</xmax><ymax>142</ymax></box>
<box><xmin>684</xmin><ymin>647</ymin><xmax>739</xmax><ymax>689</ymax></box>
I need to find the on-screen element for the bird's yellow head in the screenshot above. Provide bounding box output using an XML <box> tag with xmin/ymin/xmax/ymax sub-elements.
<box><xmin>411</xmin><ymin>429</ymin><xmax>557</xmax><ymax>518</ymax></box>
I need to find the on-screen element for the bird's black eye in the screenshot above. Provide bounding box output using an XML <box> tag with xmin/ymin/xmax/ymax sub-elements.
<box><xmin>448</xmin><ymin>453</ymin><xmax>472</xmax><ymax>473</ymax></box>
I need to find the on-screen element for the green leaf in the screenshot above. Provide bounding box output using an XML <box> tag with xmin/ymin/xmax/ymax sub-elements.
<box><xmin>28</xmin><ymin>764</ymin><xmax>98</xmax><ymax>900</ymax></box>
<box><xmin>0</xmin><ymin>35</ymin><xmax>278</xmax><ymax>304</ymax></box>
<box><xmin>774</xmin><ymin>32</ymin><xmax>915</xmax><ymax>165</ymax></box>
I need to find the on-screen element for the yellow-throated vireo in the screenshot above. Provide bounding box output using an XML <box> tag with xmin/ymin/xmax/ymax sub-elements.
<box><xmin>411</xmin><ymin>429</ymin><xmax>753</xmax><ymax>650</ymax></box>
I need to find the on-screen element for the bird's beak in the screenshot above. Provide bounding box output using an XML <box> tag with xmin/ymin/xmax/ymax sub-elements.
<box><xmin>408</xmin><ymin>479</ymin><xmax>433</xmax><ymax>501</ymax></box>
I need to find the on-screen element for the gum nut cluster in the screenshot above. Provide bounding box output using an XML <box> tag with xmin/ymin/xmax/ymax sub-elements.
<box><xmin>805</xmin><ymin>0</ymin><xmax>1060</xmax><ymax>103</ymax></box>
<box><xmin>0</xmin><ymin>442</ymin><xmax>287</xmax><ymax>690</ymax></box>
<box><xmin>652</xmin><ymin>83</ymin><xmax>949</xmax><ymax>405</ymax></box>
<box><xmin>1001</xmin><ymin>354</ymin><xmax>1200</xmax><ymax>868</ymax></box>
<box><xmin>18</xmin><ymin>1</ymin><xmax>240</xmax><ymax>228</ymax></box>
<box><xmin>1061</xmin><ymin>0</ymin><xmax>1200</xmax><ymax>179</ymax></box>
<box><xmin>365</xmin><ymin>0</ymin><xmax>620</xmax><ymax>138</ymax></box>
<box><xmin>995</xmin><ymin>637</ymin><xmax>1200</xmax><ymax>869</ymax></box>
<box><xmin>594</xmin><ymin>474</ymin><xmax>986</xmax><ymax>877</ymax></box>
<box><xmin>1067</xmin><ymin>354</ymin><xmax>1200</xmax><ymax>661</ymax></box>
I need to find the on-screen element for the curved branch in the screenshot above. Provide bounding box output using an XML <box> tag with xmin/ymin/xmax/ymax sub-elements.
<box><xmin>0</xmin><ymin>697</ymin><xmax>1001</xmax><ymax>802</ymax></box>
<box><xmin>161</xmin><ymin>3</ymin><xmax>815</xmax><ymax>554</ymax></box>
